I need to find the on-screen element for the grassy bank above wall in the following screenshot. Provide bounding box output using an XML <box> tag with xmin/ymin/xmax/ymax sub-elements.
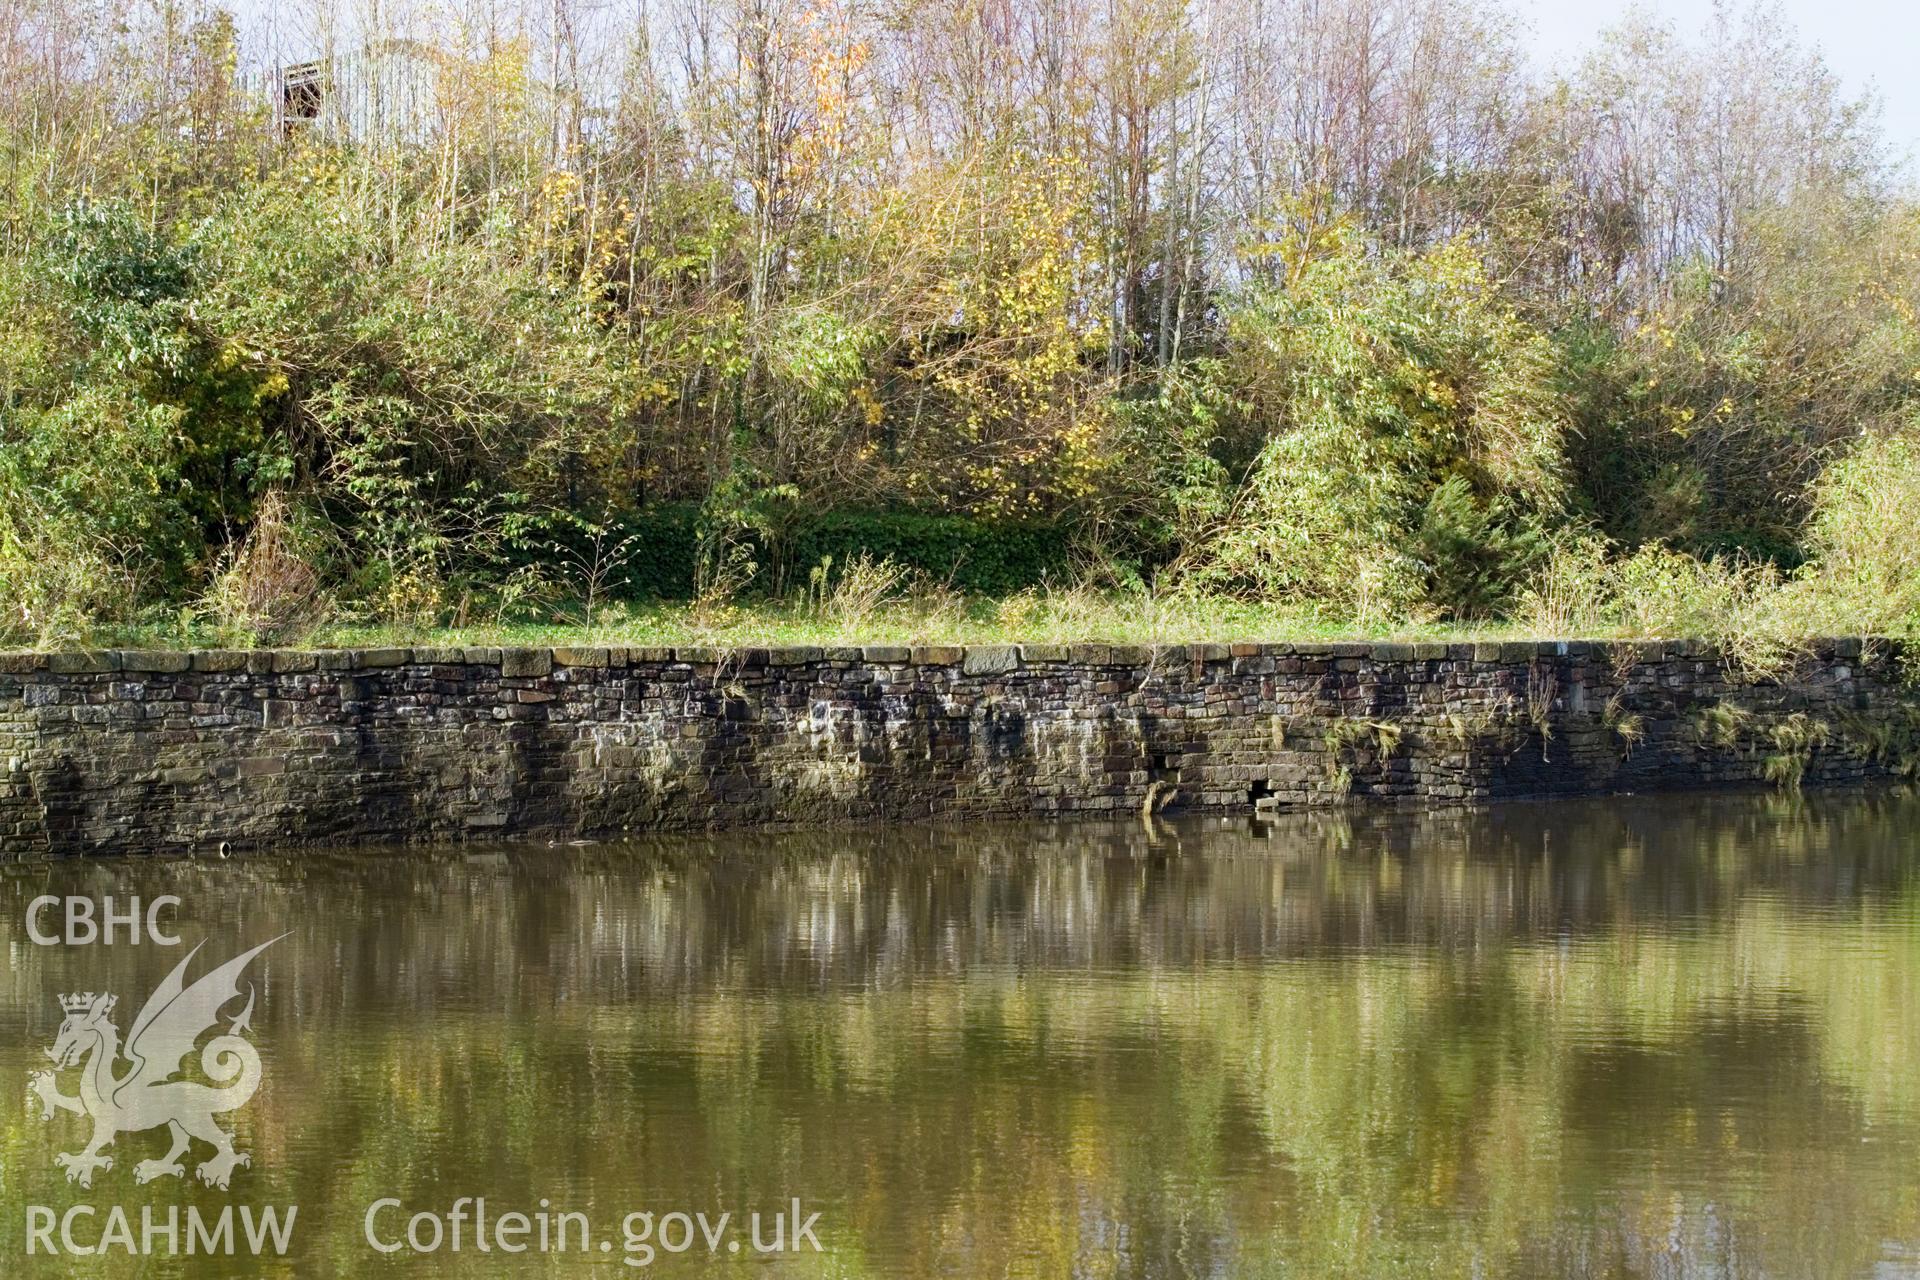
<box><xmin>0</xmin><ymin>597</ymin><xmax>1585</xmax><ymax>654</ymax></box>
<box><xmin>14</xmin><ymin>591</ymin><xmax>1916</xmax><ymax>689</ymax></box>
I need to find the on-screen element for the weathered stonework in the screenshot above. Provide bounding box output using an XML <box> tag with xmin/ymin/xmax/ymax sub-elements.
<box><xmin>1</xmin><ymin>639</ymin><xmax>1915</xmax><ymax>856</ymax></box>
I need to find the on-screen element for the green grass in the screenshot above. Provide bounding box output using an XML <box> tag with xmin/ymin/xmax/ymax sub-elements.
<box><xmin>25</xmin><ymin>592</ymin><xmax>1560</xmax><ymax>653</ymax></box>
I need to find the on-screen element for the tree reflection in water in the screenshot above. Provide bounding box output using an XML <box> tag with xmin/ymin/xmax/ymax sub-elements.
<box><xmin>3</xmin><ymin>791</ymin><xmax>1917</xmax><ymax>1277</ymax></box>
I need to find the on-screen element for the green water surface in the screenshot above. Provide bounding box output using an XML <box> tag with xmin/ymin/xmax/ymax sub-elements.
<box><xmin>3</xmin><ymin>792</ymin><xmax>1918</xmax><ymax>1277</ymax></box>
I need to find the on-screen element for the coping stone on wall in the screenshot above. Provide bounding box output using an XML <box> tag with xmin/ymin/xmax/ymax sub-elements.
<box><xmin>501</xmin><ymin>648</ymin><xmax>554</xmax><ymax>678</ymax></box>
<box><xmin>962</xmin><ymin>645</ymin><xmax>1019</xmax><ymax>676</ymax></box>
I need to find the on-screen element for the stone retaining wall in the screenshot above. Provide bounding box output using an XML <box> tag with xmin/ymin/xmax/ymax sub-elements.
<box><xmin>3</xmin><ymin>639</ymin><xmax>1916</xmax><ymax>855</ymax></box>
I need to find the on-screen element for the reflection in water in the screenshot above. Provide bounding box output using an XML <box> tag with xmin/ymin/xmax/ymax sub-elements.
<box><xmin>3</xmin><ymin>792</ymin><xmax>1918</xmax><ymax>1277</ymax></box>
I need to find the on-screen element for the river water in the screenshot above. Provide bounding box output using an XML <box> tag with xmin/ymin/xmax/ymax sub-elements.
<box><xmin>3</xmin><ymin>792</ymin><xmax>1918</xmax><ymax>1277</ymax></box>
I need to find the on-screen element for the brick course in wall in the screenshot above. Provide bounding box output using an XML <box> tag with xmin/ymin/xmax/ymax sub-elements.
<box><xmin>1</xmin><ymin>639</ymin><xmax>1915</xmax><ymax>856</ymax></box>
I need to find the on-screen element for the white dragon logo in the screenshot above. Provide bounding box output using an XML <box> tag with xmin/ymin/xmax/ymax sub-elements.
<box><xmin>26</xmin><ymin>936</ymin><xmax>283</xmax><ymax>1190</ymax></box>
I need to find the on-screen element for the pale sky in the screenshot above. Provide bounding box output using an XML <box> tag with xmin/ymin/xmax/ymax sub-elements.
<box><xmin>1525</xmin><ymin>0</ymin><xmax>1920</xmax><ymax>166</ymax></box>
<box><xmin>236</xmin><ymin>0</ymin><xmax>1920</xmax><ymax>171</ymax></box>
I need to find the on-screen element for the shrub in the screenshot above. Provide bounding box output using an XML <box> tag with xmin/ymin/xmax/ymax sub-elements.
<box><xmin>0</xmin><ymin>476</ymin><xmax>143</xmax><ymax>646</ymax></box>
<box><xmin>1517</xmin><ymin>537</ymin><xmax>1794</xmax><ymax>674</ymax></box>
<box><xmin>1188</xmin><ymin>227</ymin><xmax>1570</xmax><ymax>616</ymax></box>
<box><xmin>197</xmin><ymin>491</ymin><xmax>332</xmax><ymax>644</ymax></box>
<box><xmin>1795</xmin><ymin>427</ymin><xmax>1920</xmax><ymax>633</ymax></box>
<box><xmin>47</xmin><ymin>200</ymin><xmax>292</xmax><ymax>551</ymax></box>
<box><xmin>806</xmin><ymin>552</ymin><xmax>912</xmax><ymax>632</ymax></box>
<box><xmin>1410</xmin><ymin>477</ymin><xmax>1549</xmax><ymax>620</ymax></box>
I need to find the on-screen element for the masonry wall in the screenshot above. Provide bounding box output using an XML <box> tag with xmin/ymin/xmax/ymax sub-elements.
<box><xmin>2</xmin><ymin>639</ymin><xmax>1915</xmax><ymax>856</ymax></box>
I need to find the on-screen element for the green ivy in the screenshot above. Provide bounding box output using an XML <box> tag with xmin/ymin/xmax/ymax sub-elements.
<box><xmin>540</xmin><ymin>506</ymin><xmax>1070</xmax><ymax>601</ymax></box>
<box><xmin>785</xmin><ymin>512</ymin><xmax>1071</xmax><ymax>596</ymax></box>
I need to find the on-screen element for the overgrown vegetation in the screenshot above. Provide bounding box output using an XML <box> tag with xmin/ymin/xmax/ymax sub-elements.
<box><xmin>6</xmin><ymin>0</ymin><xmax>1920</xmax><ymax>648</ymax></box>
